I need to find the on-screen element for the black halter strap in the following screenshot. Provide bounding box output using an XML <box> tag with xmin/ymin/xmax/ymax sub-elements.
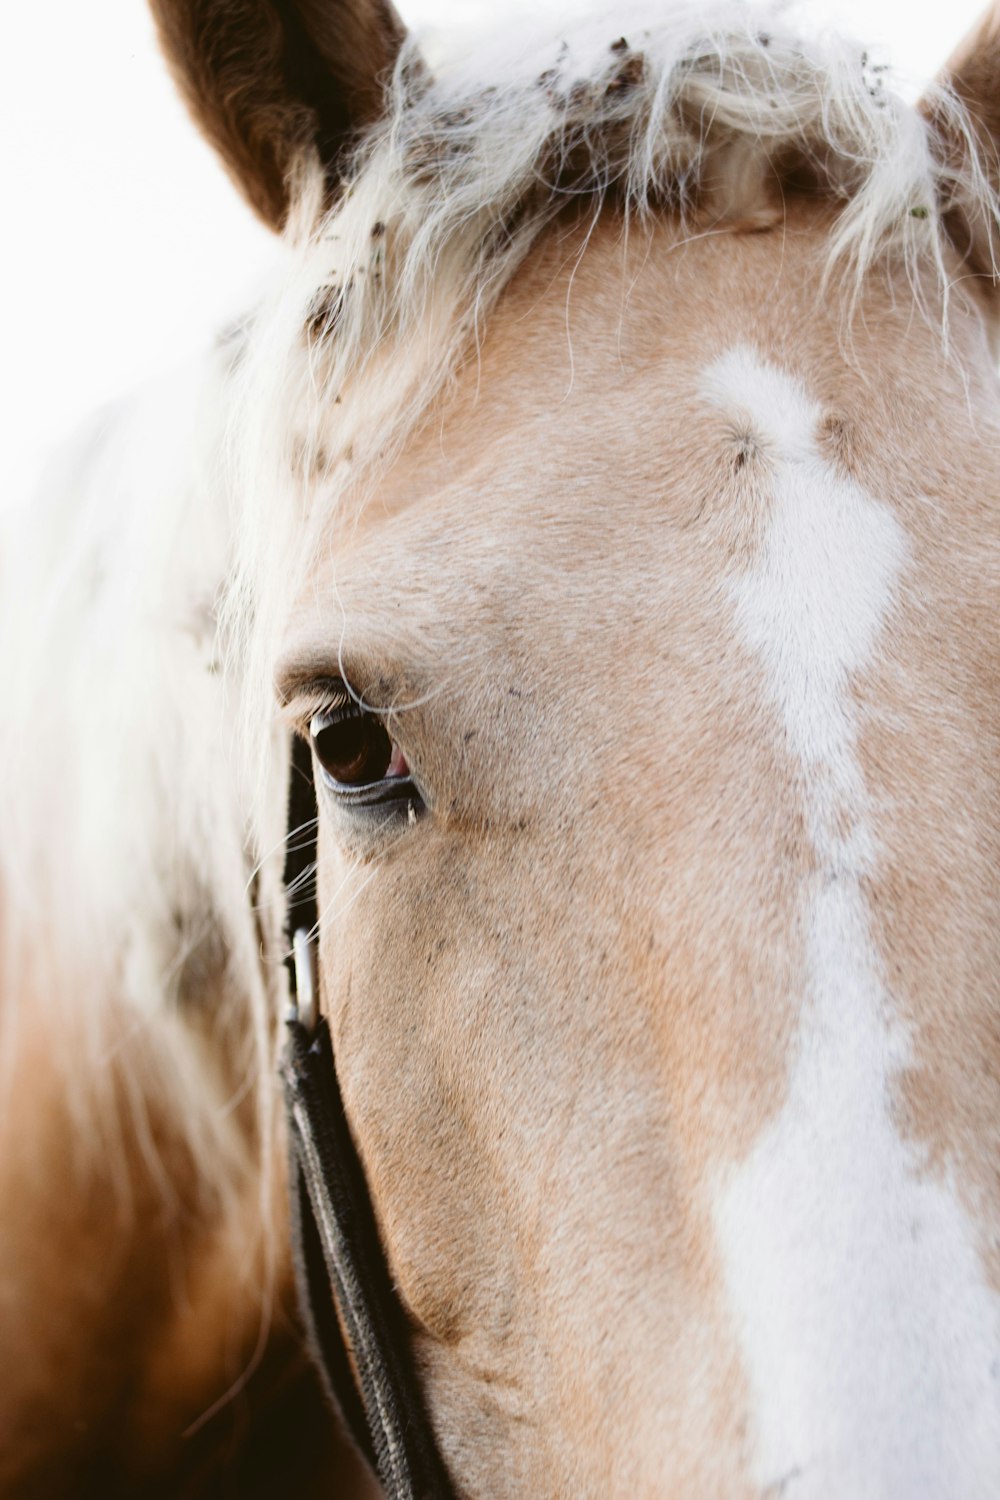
<box><xmin>282</xmin><ymin>735</ymin><xmax>454</xmax><ymax>1499</ymax></box>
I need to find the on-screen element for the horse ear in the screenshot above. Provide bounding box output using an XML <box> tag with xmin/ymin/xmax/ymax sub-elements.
<box><xmin>149</xmin><ymin>0</ymin><xmax>407</xmax><ymax>231</ymax></box>
<box><xmin>921</xmin><ymin>4</ymin><xmax>1000</xmax><ymax>290</ymax></box>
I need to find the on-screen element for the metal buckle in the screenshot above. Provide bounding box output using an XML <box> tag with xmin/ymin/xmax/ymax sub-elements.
<box><xmin>289</xmin><ymin>926</ymin><xmax>319</xmax><ymax>1036</ymax></box>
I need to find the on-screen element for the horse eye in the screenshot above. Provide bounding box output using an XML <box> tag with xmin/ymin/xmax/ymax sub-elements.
<box><xmin>309</xmin><ymin>700</ymin><xmax>405</xmax><ymax>789</ymax></box>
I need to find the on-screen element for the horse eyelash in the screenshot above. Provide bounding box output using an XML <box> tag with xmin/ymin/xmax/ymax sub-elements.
<box><xmin>280</xmin><ymin>677</ymin><xmax>358</xmax><ymax>735</ymax></box>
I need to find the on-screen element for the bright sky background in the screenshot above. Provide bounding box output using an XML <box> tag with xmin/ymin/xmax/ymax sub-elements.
<box><xmin>1</xmin><ymin>0</ymin><xmax>990</xmax><ymax>508</ymax></box>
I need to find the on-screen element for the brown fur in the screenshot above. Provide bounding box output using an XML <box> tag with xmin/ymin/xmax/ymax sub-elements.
<box><xmin>149</xmin><ymin>0</ymin><xmax>406</xmax><ymax>228</ymax></box>
<box><xmin>0</xmin><ymin>972</ymin><xmax>377</xmax><ymax>1496</ymax></box>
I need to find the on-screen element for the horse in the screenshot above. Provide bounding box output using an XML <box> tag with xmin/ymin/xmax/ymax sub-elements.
<box><xmin>3</xmin><ymin>0</ymin><xmax>1000</xmax><ymax>1493</ymax></box>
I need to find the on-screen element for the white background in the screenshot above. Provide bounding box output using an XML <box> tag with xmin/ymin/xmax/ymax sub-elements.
<box><xmin>1</xmin><ymin>0</ymin><xmax>988</xmax><ymax>508</ymax></box>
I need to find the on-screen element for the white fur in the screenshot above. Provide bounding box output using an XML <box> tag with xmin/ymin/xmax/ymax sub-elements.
<box><xmin>707</xmin><ymin>349</ymin><xmax>1000</xmax><ymax>1497</ymax></box>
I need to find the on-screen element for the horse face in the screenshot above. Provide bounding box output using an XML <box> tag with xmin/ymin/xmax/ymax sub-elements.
<box><xmin>149</xmin><ymin>0</ymin><xmax>1000</xmax><ymax>1492</ymax></box>
<box><xmin>277</xmin><ymin>204</ymin><xmax>1000</xmax><ymax>1496</ymax></box>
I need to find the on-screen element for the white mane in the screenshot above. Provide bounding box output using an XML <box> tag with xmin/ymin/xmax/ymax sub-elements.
<box><xmin>0</xmin><ymin>351</ymin><xmax>283</xmax><ymax>1204</ymax></box>
<box><xmin>2</xmin><ymin>0</ymin><xmax>996</xmax><ymax>1195</ymax></box>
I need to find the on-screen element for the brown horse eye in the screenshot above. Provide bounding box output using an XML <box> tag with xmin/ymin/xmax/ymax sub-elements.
<box><xmin>310</xmin><ymin>705</ymin><xmax>394</xmax><ymax>787</ymax></box>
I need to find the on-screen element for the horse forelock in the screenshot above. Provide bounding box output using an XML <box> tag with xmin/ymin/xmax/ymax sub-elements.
<box><xmin>224</xmin><ymin>0</ymin><xmax>1000</xmax><ymax>794</ymax></box>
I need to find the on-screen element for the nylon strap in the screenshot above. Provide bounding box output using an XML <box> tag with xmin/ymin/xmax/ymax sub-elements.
<box><xmin>282</xmin><ymin>735</ymin><xmax>454</xmax><ymax>1499</ymax></box>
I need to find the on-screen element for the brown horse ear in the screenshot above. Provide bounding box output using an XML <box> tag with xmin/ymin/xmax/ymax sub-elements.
<box><xmin>149</xmin><ymin>0</ymin><xmax>407</xmax><ymax>231</ymax></box>
<box><xmin>921</xmin><ymin>3</ymin><xmax>1000</xmax><ymax>289</ymax></box>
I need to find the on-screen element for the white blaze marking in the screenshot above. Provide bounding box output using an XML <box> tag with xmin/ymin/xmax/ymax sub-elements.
<box><xmin>706</xmin><ymin>349</ymin><xmax>1000</xmax><ymax>1497</ymax></box>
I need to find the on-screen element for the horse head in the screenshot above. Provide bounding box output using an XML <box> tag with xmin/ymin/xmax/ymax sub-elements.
<box><xmin>150</xmin><ymin>1</ymin><xmax>1000</xmax><ymax>1491</ymax></box>
<box><xmin>5</xmin><ymin>1</ymin><xmax>1000</xmax><ymax>1494</ymax></box>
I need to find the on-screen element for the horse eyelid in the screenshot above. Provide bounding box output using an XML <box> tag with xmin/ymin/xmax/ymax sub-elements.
<box><xmin>278</xmin><ymin>675</ymin><xmax>359</xmax><ymax>733</ymax></box>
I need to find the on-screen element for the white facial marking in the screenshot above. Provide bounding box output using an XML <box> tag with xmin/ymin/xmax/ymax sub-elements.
<box><xmin>706</xmin><ymin>348</ymin><xmax>1000</xmax><ymax>1497</ymax></box>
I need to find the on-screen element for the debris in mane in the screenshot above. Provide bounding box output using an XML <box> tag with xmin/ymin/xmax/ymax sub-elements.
<box><xmin>227</xmin><ymin>0</ymin><xmax>998</xmax><ymax>768</ymax></box>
